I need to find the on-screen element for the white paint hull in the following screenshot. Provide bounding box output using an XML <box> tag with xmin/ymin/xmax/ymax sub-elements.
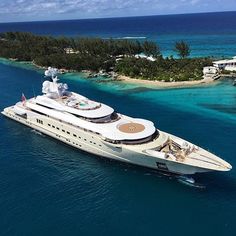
<box><xmin>2</xmin><ymin>107</ymin><xmax>223</xmax><ymax>175</ymax></box>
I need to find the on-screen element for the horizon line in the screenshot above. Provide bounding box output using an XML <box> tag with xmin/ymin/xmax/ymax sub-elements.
<box><xmin>1</xmin><ymin>10</ymin><xmax>236</xmax><ymax>24</ymax></box>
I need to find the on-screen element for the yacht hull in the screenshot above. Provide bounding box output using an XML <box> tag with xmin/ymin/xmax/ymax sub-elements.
<box><xmin>1</xmin><ymin>107</ymin><xmax>221</xmax><ymax>175</ymax></box>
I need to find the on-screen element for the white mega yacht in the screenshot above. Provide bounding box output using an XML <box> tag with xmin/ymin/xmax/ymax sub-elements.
<box><xmin>2</xmin><ymin>68</ymin><xmax>232</xmax><ymax>175</ymax></box>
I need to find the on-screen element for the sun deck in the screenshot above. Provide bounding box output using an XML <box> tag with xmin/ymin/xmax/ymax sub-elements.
<box><xmin>34</xmin><ymin>94</ymin><xmax>114</xmax><ymax>119</ymax></box>
<box><xmin>140</xmin><ymin>132</ymin><xmax>232</xmax><ymax>171</ymax></box>
<box><xmin>57</xmin><ymin>94</ymin><xmax>102</xmax><ymax>111</ymax></box>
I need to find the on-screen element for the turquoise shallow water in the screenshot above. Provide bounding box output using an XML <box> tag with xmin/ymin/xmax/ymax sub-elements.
<box><xmin>0</xmin><ymin>60</ymin><xmax>236</xmax><ymax>235</ymax></box>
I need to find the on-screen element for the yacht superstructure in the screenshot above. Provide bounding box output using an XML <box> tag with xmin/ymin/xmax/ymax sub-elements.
<box><xmin>2</xmin><ymin>68</ymin><xmax>232</xmax><ymax>175</ymax></box>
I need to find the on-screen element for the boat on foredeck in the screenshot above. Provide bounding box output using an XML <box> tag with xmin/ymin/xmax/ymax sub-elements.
<box><xmin>1</xmin><ymin>67</ymin><xmax>232</xmax><ymax>175</ymax></box>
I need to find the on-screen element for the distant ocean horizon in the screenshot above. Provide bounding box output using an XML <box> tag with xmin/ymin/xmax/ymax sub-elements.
<box><xmin>1</xmin><ymin>11</ymin><xmax>236</xmax><ymax>57</ymax></box>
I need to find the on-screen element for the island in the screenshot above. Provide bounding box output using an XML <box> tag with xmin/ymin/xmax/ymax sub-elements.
<box><xmin>0</xmin><ymin>32</ymin><xmax>215</xmax><ymax>87</ymax></box>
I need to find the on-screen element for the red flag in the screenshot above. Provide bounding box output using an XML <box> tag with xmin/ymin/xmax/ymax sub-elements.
<box><xmin>21</xmin><ymin>93</ymin><xmax>26</xmax><ymax>105</ymax></box>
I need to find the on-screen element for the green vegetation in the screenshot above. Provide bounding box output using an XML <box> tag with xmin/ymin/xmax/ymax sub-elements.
<box><xmin>116</xmin><ymin>56</ymin><xmax>212</xmax><ymax>81</ymax></box>
<box><xmin>174</xmin><ymin>40</ymin><xmax>191</xmax><ymax>59</ymax></box>
<box><xmin>0</xmin><ymin>32</ymin><xmax>212</xmax><ymax>81</ymax></box>
<box><xmin>0</xmin><ymin>32</ymin><xmax>145</xmax><ymax>71</ymax></box>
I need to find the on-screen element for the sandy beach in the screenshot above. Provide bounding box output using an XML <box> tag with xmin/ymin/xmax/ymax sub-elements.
<box><xmin>117</xmin><ymin>75</ymin><xmax>217</xmax><ymax>88</ymax></box>
<box><xmin>5</xmin><ymin>58</ymin><xmax>219</xmax><ymax>89</ymax></box>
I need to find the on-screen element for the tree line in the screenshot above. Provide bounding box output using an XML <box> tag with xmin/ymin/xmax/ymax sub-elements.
<box><xmin>0</xmin><ymin>32</ymin><xmax>211</xmax><ymax>81</ymax></box>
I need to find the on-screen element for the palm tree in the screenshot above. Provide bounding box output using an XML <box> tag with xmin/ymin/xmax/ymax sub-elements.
<box><xmin>174</xmin><ymin>40</ymin><xmax>190</xmax><ymax>58</ymax></box>
<box><xmin>143</xmin><ymin>41</ymin><xmax>161</xmax><ymax>57</ymax></box>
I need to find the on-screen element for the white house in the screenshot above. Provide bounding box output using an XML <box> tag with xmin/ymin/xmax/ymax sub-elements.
<box><xmin>135</xmin><ymin>53</ymin><xmax>156</xmax><ymax>61</ymax></box>
<box><xmin>203</xmin><ymin>66</ymin><xmax>219</xmax><ymax>76</ymax></box>
<box><xmin>64</xmin><ymin>47</ymin><xmax>79</xmax><ymax>54</ymax></box>
<box><xmin>213</xmin><ymin>56</ymin><xmax>236</xmax><ymax>71</ymax></box>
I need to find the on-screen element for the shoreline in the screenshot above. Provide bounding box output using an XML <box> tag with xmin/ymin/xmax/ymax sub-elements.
<box><xmin>1</xmin><ymin>57</ymin><xmax>220</xmax><ymax>89</ymax></box>
<box><xmin>117</xmin><ymin>75</ymin><xmax>218</xmax><ymax>88</ymax></box>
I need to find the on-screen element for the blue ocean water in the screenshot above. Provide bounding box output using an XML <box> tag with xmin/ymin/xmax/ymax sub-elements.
<box><xmin>0</xmin><ymin>59</ymin><xmax>236</xmax><ymax>235</ymax></box>
<box><xmin>1</xmin><ymin>11</ymin><xmax>236</xmax><ymax>57</ymax></box>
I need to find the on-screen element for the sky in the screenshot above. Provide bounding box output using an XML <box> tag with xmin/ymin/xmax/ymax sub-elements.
<box><xmin>0</xmin><ymin>0</ymin><xmax>235</xmax><ymax>23</ymax></box>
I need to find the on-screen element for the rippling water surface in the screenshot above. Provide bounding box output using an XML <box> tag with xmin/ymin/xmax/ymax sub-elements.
<box><xmin>0</xmin><ymin>60</ymin><xmax>236</xmax><ymax>235</ymax></box>
<box><xmin>1</xmin><ymin>11</ymin><xmax>236</xmax><ymax>57</ymax></box>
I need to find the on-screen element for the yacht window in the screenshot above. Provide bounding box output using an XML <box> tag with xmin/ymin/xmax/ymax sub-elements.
<box><xmin>36</xmin><ymin>119</ymin><xmax>43</xmax><ymax>124</ymax></box>
<box><xmin>105</xmin><ymin>130</ymin><xmax>159</xmax><ymax>145</ymax></box>
<box><xmin>87</xmin><ymin>112</ymin><xmax>120</xmax><ymax>123</ymax></box>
